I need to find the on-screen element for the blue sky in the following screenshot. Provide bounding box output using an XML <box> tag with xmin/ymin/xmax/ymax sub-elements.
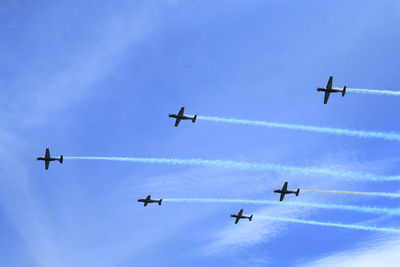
<box><xmin>1</xmin><ymin>1</ymin><xmax>400</xmax><ymax>266</ymax></box>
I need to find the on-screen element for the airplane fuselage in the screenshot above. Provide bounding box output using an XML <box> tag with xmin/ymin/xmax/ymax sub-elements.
<box><xmin>168</xmin><ymin>114</ymin><xmax>194</xmax><ymax>120</ymax></box>
<box><xmin>138</xmin><ymin>200</ymin><xmax>159</xmax><ymax>204</ymax></box>
<box><xmin>317</xmin><ymin>88</ymin><xmax>342</xmax><ymax>93</ymax></box>
<box><xmin>231</xmin><ymin>215</ymin><xmax>253</xmax><ymax>224</ymax></box>
<box><xmin>273</xmin><ymin>189</ymin><xmax>298</xmax><ymax>195</ymax></box>
<box><xmin>37</xmin><ymin>157</ymin><xmax>58</xmax><ymax>162</ymax></box>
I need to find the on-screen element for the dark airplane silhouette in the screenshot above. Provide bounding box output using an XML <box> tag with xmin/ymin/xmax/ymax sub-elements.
<box><xmin>37</xmin><ymin>148</ymin><xmax>63</xmax><ymax>170</ymax></box>
<box><xmin>231</xmin><ymin>209</ymin><xmax>253</xmax><ymax>224</ymax></box>
<box><xmin>137</xmin><ymin>195</ymin><xmax>162</xmax><ymax>207</ymax></box>
<box><xmin>169</xmin><ymin>107</ymin><xmax>197</xmax><ymax>127</ymax></box>
<box><xmin>274</xmin><ymin>182</ymin><xmax>300</xmax><ymax>201</ymax></box>
<box><xmin>317</xmin><ymin>76</ymin><xmax>346</xmax><ymax>104</ymax></box>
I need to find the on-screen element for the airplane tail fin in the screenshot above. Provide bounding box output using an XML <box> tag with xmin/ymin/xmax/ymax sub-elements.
<box><xmin>249</xmin><ymin>215</ymin><xmax>253</xmax><ymax>221</ymax></box>
<box><xmin>296</xmin><ymin>189</ymin><xmax>300</xmax><ymax>196</ymax></box>
<box><xmin>59</xmin><ymin>155</ymin><xmax>63</xmax><ymax>164</ymax></box>
<box><xmin>342</xmin><ymin>86</ymin><xmax>346</xmax><ymax>97</ymax></box>
<box><xmin>158</xmin><ymin>199</ymin><xmax>162</xmax><ymax>206</ymax></box>
<box><xmin>192</xmin><ymin>115</ymin><xmax>197</xmax><ymax>123</ymax></box>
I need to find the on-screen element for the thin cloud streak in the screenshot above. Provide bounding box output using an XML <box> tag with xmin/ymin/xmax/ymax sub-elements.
<box><xmin>302</xmin><ymin>190</ymin><xmax>400</xmax><ymax>198</ymax></box>
<box><xmin>257</xmin><ymin>216</ymin><xmax>400</xmax><ymax>234</ymax></box>
<box><xmin>343</xmin><ymin>88</ymin><xmax>400</xmax><ymax>96</ymax></box>
<box><xmin>196</xmin><ymin>115</ymin><xmax>400</xmax><ymax>141</ymax></box>
<box><xmin>164</xmin><ymin>198</ymin><xmax>400</xmax><ymax>216</ymax></box>
<box><xmin>65</xmin><ymin>156</ymin><xmax>400</xmax><ymax>181</ymax></box>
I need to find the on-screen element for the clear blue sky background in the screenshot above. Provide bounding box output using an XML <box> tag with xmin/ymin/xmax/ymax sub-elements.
<box><xmin>1</xmin><ymin>1</ymin><xmax>400</xmax><ymax>266</ymax></box>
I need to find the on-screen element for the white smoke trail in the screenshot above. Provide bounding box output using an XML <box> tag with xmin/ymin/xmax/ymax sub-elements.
<box><xmin>195</xmin><ymin>115</ymin><xmax>400</xmax><ymax>142</ymax></box>
<box><xmin>302</xmin><ymin>190</ymin><xmax>400</xmax><ymax>199</ymax></box>
<box><xmin>257</xmin><ymin>215</ymin><xmax>400</xmax><ymax>234</ymax></box>
<box><xmin>163</xmin><ymin>198</ymin><xmax>400</xmax><ymax>216</ymax></box>
<box><xmin>334</xmin><ymin>87</ymin><xmax>400</xmax><ymax>96</ymax></box>
<box><xmin>64</xmin><ymin>156</ymin><xmax>400</xmax><ymax>181</ymax></box>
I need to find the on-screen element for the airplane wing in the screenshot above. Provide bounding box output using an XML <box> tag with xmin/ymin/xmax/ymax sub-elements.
<box><xmin>280</xmin><ymin>183</ymin><xmax>287</xmax><ymax>201</ymax></box>
<box><xmin>326</xmin><ymin>76</ymin><xmax>333</xmax><ymax>90</ymax></box>
<box><xmin>235</xmin><ymin>217</ymin><xmax>240</xmax><ymax>224</ymax></box>
<box><xmin>144</xmin><ymin>201</ymin><xmax>148</xmax><ymax>207</ymax></box>
<box><xmin>324</xmin><ymin>91</ymin><xmax>330</xmax><ymax>104</ymax></box>
<box><xmin>238</xmin><ymin>209</ymin><xmax>243</xmax><ymax>217</ymax></box>
<box><xmin>178</xmin><ymin>107</ymin><xmax>184</xmax><ymax>117</ymax></box>
<box><xmin>282</xmin><ymin>182</ymin><xmax>288</xmax><ymax>192</ymax></box>
<box><xmin>45</xmin><ymin>148</ymin><xmax>50</xmax><ymax>159</ymax></box>
<box><xmin>175</xmin><ymin>118</ymin><xmax>181</xmax><ymax>127</ymax></box>
<box><xmin>45</xmin><ymin>160</ymin><xmax>49</xmax><ymax>170</ymax></box>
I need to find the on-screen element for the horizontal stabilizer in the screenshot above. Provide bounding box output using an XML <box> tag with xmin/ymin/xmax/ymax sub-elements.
<box><xmin>296</xmin><ymin>189</ymin><xmax>300</xmax><ymax>196</ymax></box>
<box><xmin>158</xmin><ymin>199</ymin><xmax>162</xmax><ymax>205</ymax></box>
<box><xmin>192</xmin><ymin>115</ymin><xmax>197</xmax><ymax>123</ymax></box>
<box><xmin>249</xmin><ymin>215</ymin><xmax>253</xmax><ymax>221</ymax></box>
<box><xmin>59</xmin><ymin>155</ymin><xmax>63</xmax><ymax>163</ymax></box>
<box><xmin>342</xmin><ymin>86</ymin><xmax>346</xmax><ymax>97</ymax></box>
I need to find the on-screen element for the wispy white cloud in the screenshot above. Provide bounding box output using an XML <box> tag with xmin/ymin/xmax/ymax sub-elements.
<box><xmin>133</xmin><ymin>154</ymin><xmax>376</xmax><ymax>258</ymax></box>
<box><xmin>202</xmin><ymin>205</ymin><xmax>309</xmax><ymax>257</ymax></box>
<box><xmin>297</xmin><ymin>236</ymin><xmax>400</xmax><ymax>267</ymax></box>
<box><xmin>0</xmin><ymin>2</ymin><xmax>179</xmax><ymax>266</ymax></box>
<box><xmin>2</xmin><ymin>1</ymin><xmax>400</xmax><ymax>266</ymax></box>
<box><xmin>2</xmin><ymin>2</ymin><xmax>166</xmax><ymax>128</ymax></box>
<box><xmin>0</xmin><ymin>130</ymin><xmax>63</xmax><ymax>266</ymax></box>
<box><xmin>189</xmin><ymin>153</ymin><xmax>399</xmax><ymax>258</ymax></box>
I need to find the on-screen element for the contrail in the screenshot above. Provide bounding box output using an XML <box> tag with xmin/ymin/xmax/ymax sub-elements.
<box><xmin>195</xmin><ymin>115</ymin><xmax>400</xmax><ymax>142</ymax></box>
<box><xmin>64</xmin><ymin>156</ymin><xmax>400</xmax><ymax>181</ymax></box>
<box><xmin>334</xmin><ymin>87</ymin><xmax>400</xmax><ymax>96</ymax></box>
<box><xmin>302</xmin><ymin>190</ymin><xmax>400</xmax><ymax>199</ymax></box>
<box><xmin>163</xmin><ymin>198</ymin><xmax>400</xmax><ymax>216</ymax></box>
<box><xmin>257</xmin><ymin>215</ymin><xmax>400</xmax><ymax>234</ymax></box>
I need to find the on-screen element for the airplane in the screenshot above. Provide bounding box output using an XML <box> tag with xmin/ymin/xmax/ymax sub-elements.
<box><xmin>274</xmin><ymin>182</ymin><xmax>300</xmax><ymax>201</ymax></box>
<box><xmin>137</xmin><ymin>195</ymin><xmax>162</xmax><ymax>207</ymax></box>
<box><xmin>230</xmin><ymin>209</ymin><xmax>253</xmax><ymax>224</ymax></box>
<box><xmin>317</xmin><ymin>76</ymin><xmax>346</xmax><ymax>104</ymax></box>
<box><xmin>36</xmin><ymin>148</ymin><xmax>63</xmax><ymax>170</ymax></box>
<box><xmin>169</xmin><ymin>107</ymin><xmax>197</xmax><ymax>127</ymax></box>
